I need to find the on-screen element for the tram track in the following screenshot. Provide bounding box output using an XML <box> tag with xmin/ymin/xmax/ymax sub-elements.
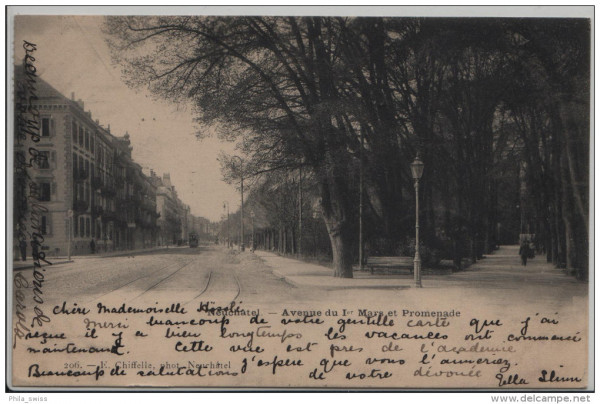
<box><xmin>87</xmin><ymin>257</ymin><xmax>195</xmax><ymax>304</ymax></box>
<box><xmin>184</xmin><ymin>267</ymin><xmax>242</xmax><ymax>305</ymax></box>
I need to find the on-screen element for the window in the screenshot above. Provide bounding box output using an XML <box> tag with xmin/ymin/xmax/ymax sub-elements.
<box><xmin>91</xmin><ymin>220</ymin><xmax>95</xmax><ymax>238</ymax></box>
<box><xmin>85</xmin><ymin>131</ymin><xmax>89</xmax><ymax>150</ymax></box>
<box><xmin>79</xmin><ymin>217</ymin><xmax>85</xmax><ymax>237</ymax></box>
<box><xmin>73</xmin><ymin>153</ymin><xmax>78</xmax><ymax>176</ymax></box>
<box><xmin>85</xmin><ymin>160</ymin><xmax>89</xmax><ymax>176</ymax></box>
<box><xmin>90</xmin><ymin>135</ymin><xmax>94</xmax><ymax>153</ymax></box>
<box><xmin>38</xmin><ymin>182</ymin><xmax>51</xmax><ymax>202</ymax></box>
<box><xmin>72</xmin><ymin>121</ymin><xmax>78</xmax><ymax>142</ymax></box>
<box><xmin>41</xmin><ymin>117</ymin><xmax>52</xmax><ymax>137</ymax></box>
<box><xmin>79</xmin><ymin>127</ymin><xmax>84</xmax><ymax>147</ymax></box>
<box><xmin>35</xmin><ymin>151</ymin><xmax>50</xmax><ymax>169</ymax></box>
<box><xmin>74</xmin><ymin>216</ymin><xmax>78</xmax><ymax>237</ymax></box>
<box><xmin>41</xmin><ymin>215</ymin><xmax>51</xmax><ymax>235</ymax></box>
<box><xmin>86</xmin><ymin>218</ymin><xmax>90</xmax><ymax>237</ymax></box>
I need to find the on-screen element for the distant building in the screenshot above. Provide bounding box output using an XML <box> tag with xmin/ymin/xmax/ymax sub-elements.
<box><xmin>189</xmin><ymin>214</ymin><xmax>211</xmax><ymax>237</ymax></box>
<box><xmin>151</xmin><ymin>172</ymin><xmax>182</xmax><ymax>245</ymax></box>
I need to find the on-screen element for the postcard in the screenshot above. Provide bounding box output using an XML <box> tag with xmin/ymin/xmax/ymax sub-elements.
<box><xmin>7</xmin><ymin>6</ymin><xmax>593</xmax><ymax>391</ymax></box>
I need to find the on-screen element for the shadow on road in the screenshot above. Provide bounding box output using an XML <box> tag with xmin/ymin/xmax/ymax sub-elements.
<box><xmin>145</xmin><ymin>246</ymin><xmax>211</xmax><ymax>255</ymax></box>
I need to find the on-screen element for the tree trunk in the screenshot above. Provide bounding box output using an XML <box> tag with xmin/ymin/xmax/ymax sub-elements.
<box><xmin>318</xmin><ymin>152</ymin><xmax>355</xmax><ymax>278</ymax></box>
<box><xmin>559</xmin><ymin>103</ymin><xmax>589</xmax><ymax>230</ymax></box>
<box><xmin>323</xmin><ymin>215</ymin><xmax>354</xmax><ymax>278</ymax></box>
<box><xmin>560</xmin><ymin>153</ymin><xmax>576</xmax><ymax>274</ymax></box>
<box><xmin>279</xmin><ymin>227</ymin><xmax>284</xmax><ymax>254</ymax></box>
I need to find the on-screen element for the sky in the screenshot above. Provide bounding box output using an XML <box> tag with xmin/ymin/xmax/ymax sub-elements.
<box><xmin>13</xmin><ymin>15</ymin><xmax>239</xmax><ymax>222</ymax></box>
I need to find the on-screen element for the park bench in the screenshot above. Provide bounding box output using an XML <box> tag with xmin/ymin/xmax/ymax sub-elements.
<box><xmin>364</xmin><ymin>256</ymin><xmax>414</xmax><ymax>275</ymax></box>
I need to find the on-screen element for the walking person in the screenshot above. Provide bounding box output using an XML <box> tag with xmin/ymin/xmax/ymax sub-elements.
<box><xmin>90</xmin><ymin>238</ymin><xmax>96</xmax><ymax>254</ymax></box>
<box><xmin>519</xmin><ymin>241</ymin><xmax>530</xmax><ymax>266</ymax></box>
<box><xmin>31</xmin><ymin>240</ymin><xmax>39</xmax><ymax>260</ymax></box>
<box><xmin>19</xmin><ymin>238</ymin><xmax>27</xmax><ymax>261</ymax></box>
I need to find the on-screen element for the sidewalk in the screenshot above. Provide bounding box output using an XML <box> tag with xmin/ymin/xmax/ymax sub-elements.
<box><xmin>11</xmin><ymin>245</ymin><xmax>186</xmax><ymax>271</ymax></box>
<box><xmin>254</xmin><ymin>250</ymin><xmax>414</xmax><ymax>290</ymax></box>
<box><xmin>254</xmin><ymin>245</ymin><xmax>583</xmax><ymax>291</ymax></box>
<box><xmin>12</xmin><ymin>258</ymin><xmax>74</xmax><ymax>271</ymax></box>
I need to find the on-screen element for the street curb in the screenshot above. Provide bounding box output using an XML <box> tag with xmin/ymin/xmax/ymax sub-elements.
<box><xmin>94</xmin><ymin>247</ymin><xmax>171</xmax><ymax>259</ymax></box>
<box><xmin>270</xmin><ymin>268</ymin><xmax>302</xmax><ymax>288</ymax></box>
<box><xmin>12</xmin><ymin>260</ymin><xmax>74</xmax><ymax>271</ymax></box>
<box><xmin>269</xmin><ymin>266</ymin><xmax>412</xmax><ymax>291</ymax></box>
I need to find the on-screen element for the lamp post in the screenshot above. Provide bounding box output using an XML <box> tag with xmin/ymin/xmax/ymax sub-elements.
<box><xmin>223</xmin><ymin>201</ymin><xmax>230</xmax><ymax>248</ymax></box>
<box><xmin>250</xmin><ymin>210</ymin><xmax>255</xmax><ymax>252</ymax></box>
<box><xmin>232</xmin><ymin>156</ymin><xmax>244</xmax><ymax>251</ymax></box>
<box><xmin>359</xmin><ymin>129</ymin><xmax>364</xmax><ymax>270</ymax></box>
<box><xmin>411</xmin><ymin>155</ymin><xmax>424</xmax><ymax>288</ymax></box>
<box><xmin>67</xmin><ymin>209</ymin><xmax>73</xmax><ymax>260</ymax></box>
<box><xmin>298</xmin><ymin>166</ymin><xmax>303</xmax><ymax>258</ymax></box>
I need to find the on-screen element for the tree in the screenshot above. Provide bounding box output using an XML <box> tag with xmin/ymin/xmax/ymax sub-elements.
<box><xmin>106</xmin><ymin>16</ymin><xmax>371</xmax><ymax>277</ymax></box>
<box><xmin>105</xmin><ymin>16</ymin><xmax>590</xmax><ymax>280</ymax></box>
<box><xmin>501</xmin><ymin>18</ymin><xmax>590</xmax><ymax>278</ymax></box>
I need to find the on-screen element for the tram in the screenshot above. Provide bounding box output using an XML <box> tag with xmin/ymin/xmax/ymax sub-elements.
<box><xmin>189</xmin><ymin>232</ymin><xmax>199</xmax><ymax>248</ymax></box>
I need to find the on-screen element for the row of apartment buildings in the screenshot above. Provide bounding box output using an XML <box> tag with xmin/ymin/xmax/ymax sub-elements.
<box><xmin>14</xmin><ymin>68</ymin><xmax>202</xmax><ymax>257</ymax></box>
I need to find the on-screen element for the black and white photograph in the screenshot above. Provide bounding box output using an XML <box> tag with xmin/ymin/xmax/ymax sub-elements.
<box><xmin>7</xmin><ymin>6</ymin><xmax>593</xmax><ymax>394</ymax></box>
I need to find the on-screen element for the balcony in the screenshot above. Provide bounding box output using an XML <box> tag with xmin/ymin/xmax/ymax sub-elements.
<box><xmin>136</xmin><ymin>217</ymin><xmax>156</xmax><ymax>229</ymax></box>
<box><xmin>101</xmin><ymin>211</ymin><xmax>117</xmax><ymax>223</ymax></box>
<box><xmin>91</xmin><ymin>176</ymin><xmax>102</xmax><ymax>190</ymax></box>
<box><xmin>126</xmin><ymin>193</ymin><xmax>140</xmax><ymax>204</ymax></box>
<box><xmin>74</xmin><ymin>170</ymin><xmax>89</xmax><ymax>182</ymax></box>
<box><xmin>73</xmin><ymin>199</ymin><xmax>89</xmax><ymax>213</ymax></box>
<box><xmin>100</xmin><ymin>186</ymin><xmax>116</xmax><ymax>197</ymax></box>
<box><xmin>141</xmin><ymin>199</ymin><xmax>156</xmax><ymax>213</ymax></box>
<box><xmin>92</xmin><ymin>205</ymin><xmax>104</xmax><ymax>217</ymax></box>
<box><xmin>116</xmin><ymin>210</ymin><xmax>128</xmax><ymax>223</ymax></box>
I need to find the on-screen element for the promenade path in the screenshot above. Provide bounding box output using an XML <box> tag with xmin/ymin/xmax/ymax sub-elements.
<box><xmin>254</xmin><ymin>245</ymin><xmax>588</xmax><ymax>309</ymax></box>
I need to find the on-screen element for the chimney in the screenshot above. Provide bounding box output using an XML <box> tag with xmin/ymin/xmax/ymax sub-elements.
<box><xmin>77</xmin><ymin>99</ymin><xmax>84</xmax><ymax>110</ymax></box>
<box><xmin>71</xmin><ymin>92</ymin><xmax>75</xmax><ymax>101</ymax></box>
<box><xmin>95</xmin><ymin>119</ymin><xmax>99</xmax><ymax>125</ymax></box>
<box><xmin>107</xmin><ymin>124</ymin><xmax>111</xmax><ymax>133</ymax></box>
<box><xmin>86</xmin><ymin>111</ymin><xmax>91</xmax><ymax>118</ymax></box>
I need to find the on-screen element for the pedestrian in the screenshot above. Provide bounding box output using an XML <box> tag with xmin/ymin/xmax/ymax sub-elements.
<box><xmin>528</xmin><ymin>240</ymin><xmax>535</xmax><ymax>259</ymax></box>
<box><xmin>519</xmin><ymin>241</ymin><xmax>530</xmax><ymax>266</ymax></box>
<box><xmin>31</xmin><ymin>240</ymin><xmax>39</xmax><ymax>260</ymax></box>
<box><xmin>19</xmin><ymin>239</ymin><xmax>27</xmax><ymax>261</ymax></box>
<box><xmin>90</xmin><ymin>238</ymin><xmax>96</xmax><ymax>254</ymax></box>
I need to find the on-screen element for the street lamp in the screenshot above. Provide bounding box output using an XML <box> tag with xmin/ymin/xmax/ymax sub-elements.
<box><xmin>250</xmin><ymin>210</ymin><xmax>255</xmax><ymax>252</ymax></box>
<box><xmin>411</xmin><ymin>155</ymin><xmax>424</xmax><ymax>288</ymax></box>
<box><xmin>232</xmin><ymin>156</ymin><xmax>244</xmax><ymax>251</ymax></box>
<box><xmin>223</xmin><ymin>201</ymin><xmax>230</xmax><ymax>248</ymax></box>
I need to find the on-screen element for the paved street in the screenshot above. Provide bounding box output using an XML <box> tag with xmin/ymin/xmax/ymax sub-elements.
<box><xmin>14</xmin><ymin>245</ymin><xmax>320</xmax><ymax>309</ymax></box>
<box><xmin>12</xmin><ymin>244</ymin><xmax>588</xmax><ymax>311</ymax></box>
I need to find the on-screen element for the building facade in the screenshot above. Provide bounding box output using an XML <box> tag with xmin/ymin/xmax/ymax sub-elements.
<box><xmin>14</xmin><ymin>67</ymin><xmax>167</xmax><ymax>257</ymax></box>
